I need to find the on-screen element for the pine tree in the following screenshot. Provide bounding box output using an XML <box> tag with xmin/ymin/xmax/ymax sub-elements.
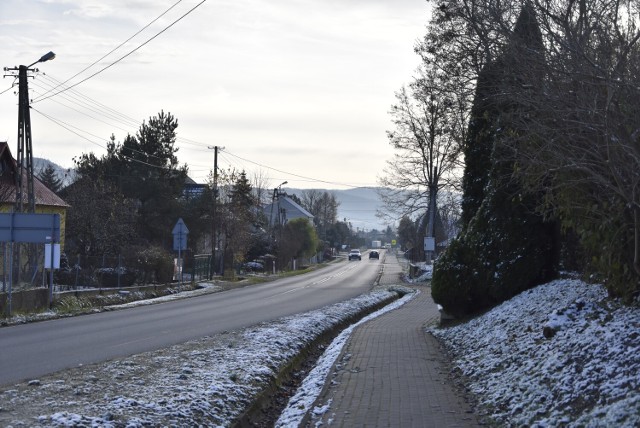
<box><xmin>433</xmin><ymin>3</ymin><xmax>557</xmax><ymax>316</ymax></box>
<box><xmin>459</xmin><ymin>61</ymin><xmax>501</xmax><ymax>227</ymax></box>
<box><xmin>220</xmin><ymin>171</ymin><xmax>256</xmax><ymax>277</ymax></box>
<box><xmin>74</xmin><ymin>111</ymin><xmax>187</xmax><ymax>247</ymax></box>
<box><xmin>37</xmin><ymin>163</ymin><xmax>63</xmax><ymax>193</ymax></box>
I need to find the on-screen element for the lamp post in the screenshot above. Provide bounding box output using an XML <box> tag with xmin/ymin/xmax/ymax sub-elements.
<box><xmin>4</xmin><ymin>51</ymin><xmax>56</xmax><ymax>213</ymax></box>
<box><xmin>3</xmin><ymin>51</ymin><xmax>55</xmax><ymax>289</ymax></box>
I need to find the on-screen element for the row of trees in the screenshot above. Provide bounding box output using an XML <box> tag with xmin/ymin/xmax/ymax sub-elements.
<box><xmin>41</xmin><ymin>113</ymin><xmax>377</xmax><ymax>283</ymax></box>
<box><xmin>382</xmin><ymin>0</ymin><xmax>640</xmax><ymax>315</ymax></box>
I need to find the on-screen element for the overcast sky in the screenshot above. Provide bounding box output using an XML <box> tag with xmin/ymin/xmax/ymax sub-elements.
<box><xmin>0</xmin><ymin>0</ymin><xmax>430</xmax><ymax>189</ymax></box>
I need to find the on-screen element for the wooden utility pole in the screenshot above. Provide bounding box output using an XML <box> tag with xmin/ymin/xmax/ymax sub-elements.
<box><xmin>208</xmin><ymin>145</ymin><xmax>222</xmax><ymax>277</ymax></box>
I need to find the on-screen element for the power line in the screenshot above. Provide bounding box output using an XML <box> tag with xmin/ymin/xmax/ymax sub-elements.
<box><xmin>32</xmin><ymin>0</ymin><xmax>186</xmax><ymax>103</ymax></box>
<box><xmin>33</xmin><ymin>0</ymin><xmax>208</xmax><ymax>103</ymax></box>
<box><xmin>30</xmin><ymin>79</ymin><xmax>376</xmax><ymax>189</ymax></box>
<box><xmin>32</xmin><ymin>107</ymin><xmax>181</xmax><ymax>172</ymax></box>
<box><xmin>222</xmin><ymin>150</ymin><xmax>376</xmax><ymax>189</ymax></box>
<box><xmin>29</xmin><ymin>82</ymin><xmax>135</xmax><ymax>136</ymax></box>
<box><xmin>29</xmin><ymin>98</ymin><xmax>378</xmax><ymax>188</ymax></box>
<box><xmin>0</xmin><ymin>83</ymin><xmax>16</xmax><ymax>96</ymax></box>
<box><xmin>32</xmin><ymin>105</ymin><xmax>380</xmax><ymax>189</ymax></box>
<box><xmin>31</xmin><ymin>107</ymin><xmax>110</xmax><ymax>151</ymax></box>
<box><xmin>31</xmin><ymin>75</ymin><xmax>209</xmax><ymax>151</ymax></box>
<box><xmin>38</xmin><ymin>74</ymin><xmax>140</xmax><ymax>127</ymax></box>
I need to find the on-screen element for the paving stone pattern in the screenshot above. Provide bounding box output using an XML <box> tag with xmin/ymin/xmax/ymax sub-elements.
<box><xmin>310</xmin><ymin>254</ymin><xmax>480</xmax><ymax>427</ymax></box>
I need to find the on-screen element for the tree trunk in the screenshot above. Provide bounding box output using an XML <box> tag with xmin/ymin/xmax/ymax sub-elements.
<box><xmin>634</xmin><ymin>207</ymin><xmax>640</xmax><ymax>277</ymax></box>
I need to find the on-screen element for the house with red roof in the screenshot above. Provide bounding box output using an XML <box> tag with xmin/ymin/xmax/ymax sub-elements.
<box><xmin>0</xmin><ymin>142</ymin><xmax>69</xmax><ymax>248</ymax></box>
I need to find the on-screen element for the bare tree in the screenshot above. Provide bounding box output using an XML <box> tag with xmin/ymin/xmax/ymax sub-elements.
<box><xmin>300</xmin><ymin>189</ymin><xmax>339</xmax><ymax>242</ymax></box>
<box><xmin>379</xmin><ymin>64</ymin><xmax>468</xmax><ymax>252</ymax></box>
<box><xmin>427</xmin><ymin>0</ymin><xmax>640</xmax><ymax>293</ymax></box>
<box><xmin>507</xmin><ymin>0</ymin><xmax>640</xmax><ymax>280</ymax></box>
<box><xmin>251</xmin><ymin>169</ymin><xmax>272</xmax><ymax>206</ymax></box>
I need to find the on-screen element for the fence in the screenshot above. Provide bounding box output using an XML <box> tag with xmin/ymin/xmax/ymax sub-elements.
<box><xmin>192</xmin><ymin>254</ymin><xmax>212</xmax><ymax>282</ymax></box>
<box><xmin>52</xmin><ymin>252</ymin><xmax>180</xmax><ymax>290</ymax></box>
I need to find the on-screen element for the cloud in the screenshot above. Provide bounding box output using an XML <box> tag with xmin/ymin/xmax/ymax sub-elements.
<box><xmin>0</xmin><ymin>0</ymin><xmax>429</xmax><ymax>188</ymax></box>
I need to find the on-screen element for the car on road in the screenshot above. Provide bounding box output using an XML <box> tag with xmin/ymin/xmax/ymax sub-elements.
<box><xmin>242</xmin><ymin>261</ymin><xmax>264</xmax><ymax>272</ymax></box>
<box><xmin>369</xmin><ymin>250</ymin><xmax>379</xmax><ymax>259</ymax></box>
<box><xmin>348</xmin><ymin>249</ymin><xmax>362</xmax><ymax>261</ymax></box>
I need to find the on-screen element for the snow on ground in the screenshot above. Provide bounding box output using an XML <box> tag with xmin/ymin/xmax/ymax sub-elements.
<box><xmin>406</xmin><ymin>263</ymin><xmax>433</xmax><ymax>282</ymax></box>
<box><xmin>430</xmin><ymin>277</ymin><xmax>640</xmax><ymax>427</ymax></box>
<box><xmin>1</xmin><ymin>283</ymin><xmax>225</xmax><ymax>326</ymax></box>
<box><xmin>0</xmin><ymin>285</ymin><xmax>413</xmax><ymax>427</ymax></box>
<box><xmin>2</xmin><ymin>273</ymin><xmax>639</xmax><ymax>427</ymax></box>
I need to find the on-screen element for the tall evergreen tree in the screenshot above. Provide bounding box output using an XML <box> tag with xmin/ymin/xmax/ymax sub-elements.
<box><xmin>433</xmin><ymin>4</ymin><xmax>556</xmax><ymax>316</ymax></box>
<box><xmin>218</xmin><ymin>170</ymin><xmax>256</xmax><ymax>277</ymax></box>
<box><xmin>37</xmin><ymin>163</ymin><xmax>63</xmax><ymax>193</ymax></box>
<box><xmin>459</xmin><ymin>61</ymin><xmax>501</xmax><ymax>227</ymax></box>
<box><xmin>74</xmin><ymin>111</ymin><xmax>188</xmax><ymax>248</ymax></box>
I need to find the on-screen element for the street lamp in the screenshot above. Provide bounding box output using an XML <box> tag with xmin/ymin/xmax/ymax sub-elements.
<box><xmin>3</xmin><ymin>51</ymin><xmax>56</xmax><ymax>213</ymax></box>
<box><xmin>27</xmin><ymin>51</ymin><xmax>56</xmax><ymax>69</ymax></box>
<box><xmin>3</xmin><ymin>51</ymin><xmax>55</xmax><ymax>289</ymax></box>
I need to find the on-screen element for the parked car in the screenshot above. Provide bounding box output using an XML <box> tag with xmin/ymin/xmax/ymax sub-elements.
<box><xmin>369</xmin><ymin>250</ymin><xmax>379</xmax><ymax>259</ymax></box>
<box><xmin>348</xmin><ymin>249</ymin><xmax>362</xmax><ymax>261</ymax></box>
<box><xmin>242</xmin><ymin>261</ymin><xmax>264</xmax><ymax>272</ymax></box>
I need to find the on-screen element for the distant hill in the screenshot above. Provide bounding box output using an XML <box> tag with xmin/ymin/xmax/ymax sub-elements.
<box><xmin>285</xmin><ymin>187</ymin><xmax>393</xmax><ymax>232</ymax></box>
<box><xmin>33</xmin><ymin>158</ymin><xmax>77</xmax><ymax>187</ymax></box>
<box><xmin>29</xmin><ymin>164</ymin><xmax>395</xmax><ymax>231</ymax></box>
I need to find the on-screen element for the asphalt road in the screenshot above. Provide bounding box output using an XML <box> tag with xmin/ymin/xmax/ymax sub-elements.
<box><xmin>0</xmin><ymin>255</ymin><xmax>382</xmax><ymax>387</ymax></box>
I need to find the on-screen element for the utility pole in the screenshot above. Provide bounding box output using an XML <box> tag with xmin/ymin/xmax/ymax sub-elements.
<box><xmin>4</xmin><ymin>51</ymin><xmax>55</xmax><ymax>288</ymax></box>
<box><xmin>4</xmin><ymin>51</ymin><xmax>55</xmax><ymax>213</ymax></box>
<box><xmin>207</xmin><ymin>145</ymin><xmax>223</xmax><ymax>277</ymax></box>
<box><xmin>268</xmin><ymin>181</ymin><xmax>287</xmax><ymax>272</ymax></box>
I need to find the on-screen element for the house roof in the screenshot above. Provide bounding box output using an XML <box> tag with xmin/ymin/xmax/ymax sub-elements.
<box><xmin>263</xmin><ymin>194</ymin><xmax>314</xmax><ymax>226</ymax></box>
<box><xmin>0</xmin><ymin>142</ymin><xmax>69</xmax><ymax>208</ymax></box>
<box><xmin>281</xmin><ymin>195</ymin><xmax>313</xmax><ymax>219</ymax></box>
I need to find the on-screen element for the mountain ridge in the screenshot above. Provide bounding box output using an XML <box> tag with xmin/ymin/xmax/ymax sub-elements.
<box><xmin>285</xmin><ymin>187</ymin><xmax>391</xmax><ymax>232</ymax></box>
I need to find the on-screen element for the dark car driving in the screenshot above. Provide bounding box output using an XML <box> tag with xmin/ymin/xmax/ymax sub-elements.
<box><xmin>369</xmin><ymin>250</ymin><xmax>379</xmax><ymax>259</ymax></box>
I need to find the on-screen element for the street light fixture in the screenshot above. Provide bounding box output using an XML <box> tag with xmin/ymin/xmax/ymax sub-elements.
<box><xmin>27</xmin><ymin>51</ymin><xmax>56</xmax><ymax>69</ymax></box>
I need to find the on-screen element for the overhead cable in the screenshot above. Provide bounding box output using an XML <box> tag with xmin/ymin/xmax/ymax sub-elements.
<box><xmin>33</xmin><ymin>0</ymin><xmax>208</xmax><ymax>103</ymax></box>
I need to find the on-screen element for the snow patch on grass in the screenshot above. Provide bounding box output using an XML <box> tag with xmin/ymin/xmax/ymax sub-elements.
<box><xmin>430</xmin><ymin>278</ymin><xmax>640</xmax><ymax>427</ymax></box>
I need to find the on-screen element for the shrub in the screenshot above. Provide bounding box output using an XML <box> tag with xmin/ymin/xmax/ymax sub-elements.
<box><xmin>129</xmin><ymin>246</ymin><xmax>174</xmax><ymax>284</ymax></box>
<box><xmin>432</xmin><ymin>237</ymin><xmax>488</xmax><ymax>317</ymax></box>
<box><xmin>95</xmin><ymin>267</ymin><xmax>137</xmax><ymax>288</ymax></box>
<box><xmin>432</xmin><ymin>184</ymin><xmax>557</xmax><ymax>317</ymax></box>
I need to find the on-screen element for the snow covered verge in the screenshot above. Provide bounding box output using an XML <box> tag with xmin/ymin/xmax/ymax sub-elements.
<box><xmin>430</xmin><ymin>278</ymin><xmax>640</xmax><ymax>427</ymax></box>
<box><xmin>0</xmin><ymin>283</ymin><xmax>226</xmax><ymax>327</ymax></box>
<box><xmin>0</xmin><ymin>285</ymin><xmax>413</xmax><ymax>427</ymax></box>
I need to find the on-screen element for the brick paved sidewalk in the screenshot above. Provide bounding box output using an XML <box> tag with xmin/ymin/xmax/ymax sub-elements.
<box><xmin>307</xmin><ymin>253</ymin><xmax>480</xmax><ymax>427</ymax></box>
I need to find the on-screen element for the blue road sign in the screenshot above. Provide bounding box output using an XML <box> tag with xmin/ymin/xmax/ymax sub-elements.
<box><xmin>172</xmin><ymin>218</ymin><xmax>189</xmax><ymax>251</ymax></box>
<box><xmin>0</xmin><ymin>213</ymin><xmax>60</xmax><ymax>243</ymax></box>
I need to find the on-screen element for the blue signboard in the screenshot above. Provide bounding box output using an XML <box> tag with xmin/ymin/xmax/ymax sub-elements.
<box><xmin>0</xmin><ymin>213</ymin><xmax>60</xmax><ymax>243</ymax></box>
<box><xmin>172</xmin><ymin>218</ymin><xmax>189</xmax><ymax>251</ymax></box>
